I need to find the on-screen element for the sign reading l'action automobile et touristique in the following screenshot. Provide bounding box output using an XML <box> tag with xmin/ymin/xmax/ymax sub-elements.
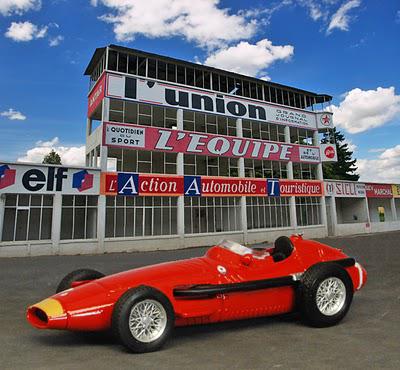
<box><xmin>100</xmin><ymin>172</ymin><xmax>323</xmax><ymax>197</ymax></box>
<box><xmin>0</xmin><ymin>163</ymin><xmax>100</xmax><ymax>195</ymax></box>
<box><xmin>102</xmin><ymin>72</ymin><xmax>333</xmax><ymax>130</ymax></box>
<box><xmin>103</xmin><ymin>122</ymin><xmax>322</xmax><ymax>163</ymax></box>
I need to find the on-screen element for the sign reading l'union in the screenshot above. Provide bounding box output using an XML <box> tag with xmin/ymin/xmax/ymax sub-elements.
<box><xmin>104</xmin><ymin>73</ymin><xmax>334</xmax><ymax>130</ymax></box>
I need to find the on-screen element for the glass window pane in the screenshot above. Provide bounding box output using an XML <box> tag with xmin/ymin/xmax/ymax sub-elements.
<box><xmin>28</xmin><ymin>208</ymin><xmax>40</xmax><ymax>240</ymax></box>
<box><xmin>138</xmin><ymin>56</ymin><xmax>146</xmax><ymax>76</ymax></box>
<box><xmin>41</xmin><ymin>208</ymin><xmax>52</xmax><ymax>240</ymax></box>
<box><xmin>15</xmin><ymin>209</ymin><xmax>28</xmax><ymax>241</ymax></box>
<box><xmin>167</xmin><ymin>64</ymin><xmax>176</xmax><ymax>82</ymax></box>
<box><xmin>128</xmin><ymin>54</ymin><xmax>137</xmax><ymax>74</ymax></box>
<box><xmin>157</xmin><ymin>61</ymin><xmax>166</xmax><ymax>80</ymax></box>
<box><xmin>2</xmin><ymin>208</ymin><xmax>16</xmax><ymax>241</ymax></box>
<box><xmin>177</xmin><ymin>65</ymin><xmax>185</xmax><ymax>84</ymax></box>
<box><xmin>148</xmin><ymin>58</ymin><xmax>156</xmax><ymax>78</ymax></box>
<box><xmin>108</xmin><ymin>50</ymin><xmax>118</xmax><ymax>70</ymax></box>
<box><xmin>118</xmin><ymin>53</ymin><xmax>127</xmax><ymax>73</ymax></box>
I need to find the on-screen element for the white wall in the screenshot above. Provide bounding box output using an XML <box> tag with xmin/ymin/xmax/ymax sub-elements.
<box><xmin>336</xmin><ymin>198</ymin><xmax>368</xmax><ymax>224</ymax></box>
<box><xmin>368</xmin><ymin>198</ymin><xmax>394</xmax><ymax>222</ymax></box>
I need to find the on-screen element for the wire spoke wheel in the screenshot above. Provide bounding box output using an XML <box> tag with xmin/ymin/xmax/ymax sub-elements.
<box><xmin>316</xmin><ymin>277</ymin><xmax>346</xmax><ymax>316</ymax></box>
<box><xmin>128</xmin><ymin>299</ymin><xmax>167</xmax><ymax>343</ymax></box>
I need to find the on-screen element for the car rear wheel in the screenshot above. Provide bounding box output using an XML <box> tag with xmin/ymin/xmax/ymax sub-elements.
<box><xmin>56</xmin><ymin>268</ymin><xmax>105</xmax><ymax>293</ymax></box>
<box><xmin>112</xmin><ymin>286</ymin><xmax>175</xmax><ymax>353</ymax></box>
<box><xmin>298</xmin><ymin>263</ymin><xmax>353</xmax><ymax>327</ymax></box>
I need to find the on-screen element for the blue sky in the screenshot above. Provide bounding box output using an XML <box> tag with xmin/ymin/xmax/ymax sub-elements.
<box><xmin>0</xmin><ymin>0</ymin><xmax>399</xmax><ymax>182</ymax></box>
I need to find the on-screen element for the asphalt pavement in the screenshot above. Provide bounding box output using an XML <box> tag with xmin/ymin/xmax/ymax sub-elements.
<box><xmin>0</xmin><ymin>231</ymin><xmax>399</xmax><ymax>370</ymax></box>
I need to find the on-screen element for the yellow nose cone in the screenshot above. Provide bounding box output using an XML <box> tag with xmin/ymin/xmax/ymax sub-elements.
<box><xmin>32</xmin><ymin>298</ymin><xmax>64</xmax><ymax>318</ymax></box>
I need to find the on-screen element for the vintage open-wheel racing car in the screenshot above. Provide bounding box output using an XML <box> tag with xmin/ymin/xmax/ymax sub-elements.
<box><xmin>27</xmin><ymin>235</ymin><xmax>367</xmax><ymax>353</ymax></box>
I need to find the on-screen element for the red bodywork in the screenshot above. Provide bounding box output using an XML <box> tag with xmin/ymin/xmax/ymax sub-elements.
<box><xmin>27</xmin><ymin>235</ymin><xmax>367</xmax><ymax>331</ymax></box>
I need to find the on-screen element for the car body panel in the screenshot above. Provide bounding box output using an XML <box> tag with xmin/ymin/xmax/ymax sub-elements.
<box><xmin>27</xmin><ymin>235</ymin><xmax>367</xmax><ymax>332</ymax></box>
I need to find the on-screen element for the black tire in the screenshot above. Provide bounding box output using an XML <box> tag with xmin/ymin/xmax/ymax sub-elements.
<box><xmin>298</xmin><ymin>263</ymin><xmax>353</xmax><ymax>327</ymax></box>
<box><xmin>56</xmin><ymin>268</ymin><xmax>105</xmax><ymax>293</ymax></box>
<box><xmin>112</xmin><ymin>286</ymin><xmax>175</xmax><ymax>353</ymax></box>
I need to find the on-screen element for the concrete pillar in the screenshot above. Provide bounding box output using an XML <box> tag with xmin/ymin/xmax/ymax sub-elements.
<box><xmin>328</xmin><ymin>196</ymin><xmax>337</xmax><ymax>236</ymax></box>
<box><xmin>176</xmin><ymin>109</ymin><xmax>185</xmax><ymax>246</ymax></box>
<box><xmin>99</xmin><ymin>98</ymin><xmax>110</xmax><ymax>172</ymax></box>
<box><xmin>51</xmin><ymin>193</ymin><xmax>62</xmax><ymax>255</ymax></box>
<box><xmin>0</xmin><ymin>194</ymin><xmax>5</xmax><ymax>242</ymax></box>
<box><xmin>390</xmin><ymin>198</ymin><xmax>397</xmax><ymax>221</ymax></box>
<box><xmin>236</xmin><ymin>118</ymin><xmax>247</xmax><ymax>244</ymax></box>
<box><xmin>97</xmin><ymin>195</ymin><xmax>106</xmax><ymax>253</ymax></box>
<box><xmin>314</xmin><ymin>130</ymin><xmax>328</xmax><ymax>233</ymax></box>
<box><xmin>284</xmin><ymin>126</ymin><xmax>297</xmax><ymax>230</ymax></box>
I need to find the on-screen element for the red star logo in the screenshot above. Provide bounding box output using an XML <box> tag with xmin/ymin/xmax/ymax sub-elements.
<box><xmin>322</xmin><ymin>115</ymin><xmax>330</xmax><ymax>125</ymax></box>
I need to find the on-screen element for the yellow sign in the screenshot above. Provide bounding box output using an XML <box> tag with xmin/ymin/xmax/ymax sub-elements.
<box><xmin>392</xmin><ymin>184</ymin><xmax>400</xmax><ymax>198</ymax></box>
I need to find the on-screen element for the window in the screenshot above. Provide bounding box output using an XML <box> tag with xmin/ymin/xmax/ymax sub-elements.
<box><xmin>167</xmin><ymin>64</ymin><xmax>176</xmax><ymax>82</ymax></box>
<box><xmin>137</xmin><ymin>56</ymin><xmax>146</xmax><ymax>76</ymax></box>
<box><xmin>118</xmin><ymin>53</ymin><xmax>127</xmax><ymax>73</ymax></box>
<box><xmin>184</xmin><ymin>197</ymin><xmax>241</xmax><ymax>234</ymax></box>
<box><xmin>108</xmin><ymin>50</ymin><xmax>118</xmax><ymax>71</ymax></box>
<box><xmin>244</xmin><ymin>159</ymin><xmax>287</xmax><ymax>179</ymax></box>
<box><xmin>60</xmin><ymin>196</ymin><xmax>97</xmax><ymax>240</ymax></box>
<box><xmin>128</xmin><ymin>54</ymin><xmax>137</xmax><ymax>74</ymax></box>
<box><xmin>246</xmin><ymin>197</ymin><xmax>290</xmax><ymax>229</ymax></box>
<box><xmin>2</xmin><ymin>194</ymin><xmax>53</xmax><ymax>242</ymax></box>
<box><xmin>147</xmin><ymin>58</ymin><xmax>156</xmax><ymax>78</ymax></box>
<box><xmin>106</xmin><ymin>196</ymin><xmax>177</xmax><ymax>237</ymax></box>
<box><xmin>296</xmin><ymin>197</ymin><xmax>322</xmax><ymax>226</ymax></box>
<box><xmin>157</xmin><ymin>60</ymin><xmax>166</xmax><ymax>80</ymax></box>
<box><xmin>177</xmin><ymin>65</ymin><xmax>185</xmax><ymax>84</ymax></box>
<box><xmin>242</xmin><ymin>120</ymin><xmax>285</xmax><ymax>142</ymax></box>
<box><xmin>292</xmin><ymin>163</ymin><xmax>318</xmax><ymax>180</ymax></box>
<box><xmin>108</xmin><ymin>148</ymin><xmax>177</xmax><ymax>174</ymax></box>
<box><xmin>186</xmin><ymin>68</ymin><xmax>194</xmax><ymax>86</ymax></box>
<box><xmin>108</xmin><ymin>100</ymin><xmax>177</xmax><ymax>129</ymax></box>
<box><xmin>184</xmin><ymin>154</ymin><xmax>238</xmax><ymax>177</ymax></box>
<box><xmin>290</xmin><ymin>127</ymin><xmax>314</xmax><ymax>145</ymax></box>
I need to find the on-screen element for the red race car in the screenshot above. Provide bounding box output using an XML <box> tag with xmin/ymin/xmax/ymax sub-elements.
<box><xmin>27</xmin><ymin>235</ymin><xmax>367</xmax><ymax>353</ymax></box>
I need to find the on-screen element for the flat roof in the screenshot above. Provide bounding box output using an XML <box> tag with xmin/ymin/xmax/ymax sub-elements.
<box><xmin>84</xmin><ymin>44</ymin><xmax>332</xmax><ymax>103</ymax></box>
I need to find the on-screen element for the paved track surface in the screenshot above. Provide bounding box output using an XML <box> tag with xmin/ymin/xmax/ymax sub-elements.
<box><xmin>1</xmin><ymin>232</ymin><xmax>399</xmax><ymax>370</ymax></box>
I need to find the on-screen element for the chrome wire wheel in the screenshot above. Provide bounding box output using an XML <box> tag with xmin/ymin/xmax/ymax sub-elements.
<box><xmin>316</xmin><ymin>277</ymin><xmax>346</xmax><ymax>316</ymax></box>
<box><xmin>129</xmin><ymin>299</ymin><xmax>167</xmax><ymax>343</ymax></box>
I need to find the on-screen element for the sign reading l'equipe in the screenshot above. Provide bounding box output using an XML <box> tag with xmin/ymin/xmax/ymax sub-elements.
<box><xmin>103</xmin><ymin>122</ymin><xmax>322</xmax><ymax>164</ymax></box>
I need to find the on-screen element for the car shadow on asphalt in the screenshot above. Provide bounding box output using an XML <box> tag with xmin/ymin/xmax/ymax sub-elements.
<box><xmin>31</xmin><ymin>312</ymin><xmax>301</xmax><ymax>352</ymax></box>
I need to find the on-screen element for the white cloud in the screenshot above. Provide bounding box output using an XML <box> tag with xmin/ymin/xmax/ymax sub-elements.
<box><xmin>357</xmin><ymin>145</ymin><xmax>400</xmax><ymax>183</ymax></box>
<box><xmin>368</xmin><ymin>148</ymin><xmax>386</xmax><ymax>153</ymax></box>
<box><xmin>1</xmin><ymin>108</ymin><xmax>26</xmax><ymax>120</ymax></box>
<box><xmin>328</xmin><ymin>87</ymin><xmax>400</xmax><ymax>133</ymax></box>
<box><xmin>5</xmin><ymin>21</ymin><xmax>48</xmax><ymax>42</ymax></box>
<box><xmin>327</xmin><ymin>0</ymin><xmax>361</xmax><ymax>34</ymax></box>
<box><xmin>49</xmin><ymin>35</ymin><xmax>64</xmax><ymax>47</ymax></box>
<box><xmin>0</xmin><ymin>0</ymin><xmax>41</xmax><ymax>16</ymax></box>
<box><xmin>17</xmin><ymin>137</ymin><xmax>85</xmax><ymax>166</ymax></box>
<box><xmin>343</xmin><ymin>138</ymin><xmax>357</xmax><ymax>153</ymax></box>
<box><xmin>204</xmin><ymin>39</ymin><xmax>294</xmax><ymax>78</ymax></box>
<box><xmin>91</xmin><ymin>0</ymin><xmax>257</xmax><ymax>48</ymax></box>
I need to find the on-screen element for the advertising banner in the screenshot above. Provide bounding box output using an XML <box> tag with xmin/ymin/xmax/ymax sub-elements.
<box><xmin>316</xmin><ymin>112</ymin><xmax>334</xmax><ymax>129</ymax></box>
<box><xmin>320</xmin><ymin>143</ymin><xmax>338</xmax><ymax>162</ymax></box>
<box><xmin>279</xmin><ymin>180</ymin><xmax>324</xmax><ymax>197</ymax></box>
<box><xmin>106</xmin><ymin>73</ymin><xmax>323</xmax><ymax>130</ymax></box>
<box><xmin>0</xmin><ymin>163</ymin><xmax>100</xmax><ymax>195</ymax></box>
<box><xmin>392</xmin><ymin>184</ymin><xmax>400</xmax><ymax>198</ymax></box>
<box><xmin>87</xmin><ymin>72</ymin><xmax>106</xmax><ymax>117</ymax></box>
<box><xmin>103</xmin><ymin>122</ymin><xmax>321</xmax><ymax>163</ymax></box>
<box><xmin>101</xmin><ymin>172</ymin><xmax>323</xmax><ymax>198</ymax></box>
<box><xmin>100</xmin><ymin>172</ymin><xmax>183</xmax><ymax>196</ymax></box>
<box><xmin>365</xmin><ymin>183</ymin><xmax>393</xmax><ymax>198</ymax></box>
<box><xmin>325</xmin><ymin>181</ymin><xmax>366</xmax><ymax>198</ymax></box>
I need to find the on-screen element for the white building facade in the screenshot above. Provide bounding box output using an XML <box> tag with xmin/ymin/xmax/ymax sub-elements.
<box><xmin>0</xmin><ymin>45</ymin><xmax>399</xmax><ymax>257</ymax></box>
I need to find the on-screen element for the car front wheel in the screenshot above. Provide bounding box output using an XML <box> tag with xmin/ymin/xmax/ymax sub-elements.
<box><xmin>112</xmin><ymin>286</ymin><xmax>175</xmax><ymax>353</ymax></box>
<box><xmin>298</xmin><ymin>263</ymin><xmax>353</xmax><ymax>327</ymax></box>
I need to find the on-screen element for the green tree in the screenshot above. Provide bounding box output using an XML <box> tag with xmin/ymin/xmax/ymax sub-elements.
<box><xmin>42</xmin><ymin>149</ymin><xmax>62</xmax><ymax>165</ymax></box>
<box><xmin>322</xmin><ymin>128</ymin><xmax>359</xmax><ymax>181</ymax></box>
